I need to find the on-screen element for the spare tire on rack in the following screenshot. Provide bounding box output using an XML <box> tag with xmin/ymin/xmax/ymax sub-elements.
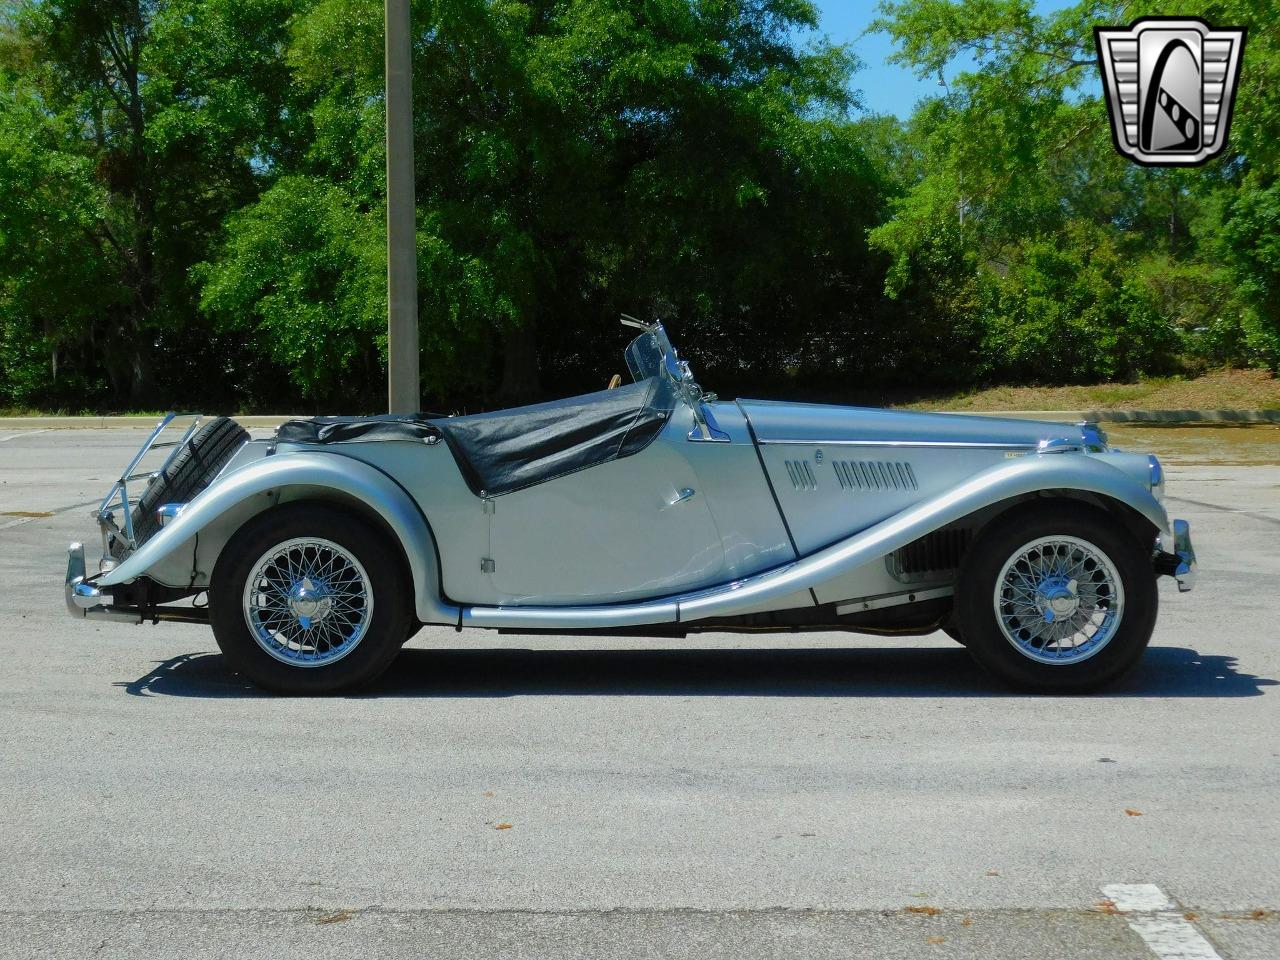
<box><xmin>127</xmin><ymin>417</ymin><xmax>250</xmax><ymax>549</ymax></box>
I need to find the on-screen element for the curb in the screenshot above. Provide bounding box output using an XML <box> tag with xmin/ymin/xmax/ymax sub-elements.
<box><xmin>943</xmin><ymin>409</ymin><xmax>1280</xmax><ymax>424</ymax></box>
<box><xmin>1</xmin><ymin>409</ymin><xmax>1278</xmax><ymax>429</ymax></box>
<box><xmin>0</xmin><ymin>415</ymin><xmax>305</xmax><ymax>430</ymax></box>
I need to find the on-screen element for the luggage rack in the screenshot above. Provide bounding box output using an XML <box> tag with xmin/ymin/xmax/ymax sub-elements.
<box><xmin>95</xmin><ymin>413</ymin><xmax>203</xmax><ymax>568</ymax></box>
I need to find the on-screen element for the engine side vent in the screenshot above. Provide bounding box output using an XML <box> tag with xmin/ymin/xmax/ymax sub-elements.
<box><xmin>833</xmin><ymin>459</ymin><xmax>918</xmax><ymax>493</ymax></box>
<box><xmin>784</xmin><ymin>459</ymin><xmax>818</xmax><ymax>491</ymax></box>
<box><xmin>889</xmin><ymin>527</ymin><xmax>973</xmax><ymax>582</ymax></box>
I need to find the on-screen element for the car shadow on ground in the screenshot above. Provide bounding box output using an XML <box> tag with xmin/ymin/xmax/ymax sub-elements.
<box><xmin>118</xmin><ymin>645</ymin><xmax>1277</xmax><ymax>699</ymax></box>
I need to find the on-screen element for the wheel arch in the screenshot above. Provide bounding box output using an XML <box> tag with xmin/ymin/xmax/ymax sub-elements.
<box><xmin>961</xmin><ymin>489</ymin><xmax>1159</xmax><ymax>556</ymax></box>
<box><xmin>240</xmin><ymin>488</ymin><xmax>421</xmax><ymax>617</ymax></box>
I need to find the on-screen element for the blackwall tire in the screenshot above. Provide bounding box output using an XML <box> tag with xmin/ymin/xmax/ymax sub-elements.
<box><xmin>209</xmin><ymin>503</ymin><xmax>412</xmax><ymax>695</ymax></box>
<box><xmin>955</xmin><ymin>502</ymin><xmax>1157</xmax><ymax>693</ymax></box>
<box><xmin>130</xmin><ymin>417</ymin><xmax>249</xmax><ymax>547</ymax></box>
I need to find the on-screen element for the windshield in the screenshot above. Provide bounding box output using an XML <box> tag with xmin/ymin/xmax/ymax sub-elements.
<box><xmin>623</xmin><ymin>322</ymin><xmax>680</xmax><ymax>383</ymax></box>
<box><xmin>624</xmin><ymin>331</ymin><xmax>664</xmax><ymax>381</ymax></box>
<box><xmin>619</xmin><ymin>317</ymin><xmax>727</xmax><ymax>442</ymax></box>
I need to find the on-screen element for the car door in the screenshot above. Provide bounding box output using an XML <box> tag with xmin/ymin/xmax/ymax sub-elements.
<box><xmin>486</xmin><ymin>405</ymin><xmax>727</xmax><ymax>605</ymax></box>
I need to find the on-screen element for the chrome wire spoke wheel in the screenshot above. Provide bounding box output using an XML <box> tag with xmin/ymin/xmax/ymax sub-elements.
<box><xmin>992</xmin><ymin>535</ymin><xmax>1125</xmax><ymax>666</ymax></box>
<box><xmin>242</xmin><ymin>537</ymin><xmax>374</xmax><ymax>668</ymax></box>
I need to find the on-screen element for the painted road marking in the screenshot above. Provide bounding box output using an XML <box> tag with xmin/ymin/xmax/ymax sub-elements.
<box><xmin>1103</xmin><ymin>884</ymin><xmax>1179</xmax><ymax>912</ymax></box>
<box><xmin>0</xmin><ymin>429</ymin><xmax>50</xmax><ymax>442</ymax></box>
<box><xmin>0</xmin><ymin>516</ymin><xmax>36</xmax><ymax>530</ymax></box>
<box><xmin>1102</xmin><ymin>884</ymin><xmax>1223</xmax><ymax>960</ymax></box>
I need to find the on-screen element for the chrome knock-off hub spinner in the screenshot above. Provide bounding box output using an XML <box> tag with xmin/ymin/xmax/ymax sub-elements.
<box><xmin>286</xmin><ymin>578</ymin><xmax>334</xmax><ymax>627</ymax></box>
<box><xmin>1035</xmin><ymin>576</ymin><xmax>1080</xmax><ymax>623</ymax></box>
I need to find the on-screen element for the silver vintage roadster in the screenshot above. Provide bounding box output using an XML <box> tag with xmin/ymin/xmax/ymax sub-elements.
<box><xmin>66</xmin><ymin>318</ymin><xmax>1195</xmax><ymax>694</ymax></box>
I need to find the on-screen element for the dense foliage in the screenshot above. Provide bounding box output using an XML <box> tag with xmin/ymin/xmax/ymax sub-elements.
<box><xmin>0</xmin><ymin>0</ymin><xmax>1277</xmax><ymax>412</ymax></box>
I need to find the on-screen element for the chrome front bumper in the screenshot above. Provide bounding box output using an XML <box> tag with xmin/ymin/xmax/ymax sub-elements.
<box><xmin>1155</xmin><ymin>519</ymin><xmax>1197</xmax><ymax>593</ymax></box>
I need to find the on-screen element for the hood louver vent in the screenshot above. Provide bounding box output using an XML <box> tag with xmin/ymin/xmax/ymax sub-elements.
<box><xmin>833</xmin><ymin>459</ymin><xmax>918</xmax><ymax>493</ymax></box>
<box><xmin>784</xmin><ymin>459</ymin><xmax>818</xmax><ymax>491</ymax></box>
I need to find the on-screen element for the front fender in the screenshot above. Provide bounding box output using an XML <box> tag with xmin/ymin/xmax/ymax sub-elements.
<box><xmin>96</xmin><ymin>452</ymin><xmax>459</xmax><ymax>625</ymax></box>
<box><xmin>678</xmin><ymin>450</ymin><xmax>1169</xmax><ymax>620</ymax></box>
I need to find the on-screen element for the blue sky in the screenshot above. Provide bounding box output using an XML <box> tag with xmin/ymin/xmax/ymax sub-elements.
<box><xmin>811</xmin><ymin>0</ymin><xmax>1080</xmax><ymax>118</ymax></box>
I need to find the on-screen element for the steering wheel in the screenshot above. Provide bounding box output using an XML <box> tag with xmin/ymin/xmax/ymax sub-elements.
<box><xmin>606</xmin><ymin>374</ymin><xmax>622</xmax><ymax>390</ymax></box>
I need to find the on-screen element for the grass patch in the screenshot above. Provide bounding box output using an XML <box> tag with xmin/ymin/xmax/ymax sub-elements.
<box><xmin>898</xmin><ymin>368</ymin><xmax>1280</xmax><ymax>412</ymax></box>
<box><xmin>0</xmin><ymin>407</ymin><xmax>183</xmax><ymax>418</ymax></box>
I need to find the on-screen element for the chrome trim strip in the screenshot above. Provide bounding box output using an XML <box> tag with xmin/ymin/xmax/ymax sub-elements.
<box><xmin>757</xmin><ymin>438</ymin><xmax>1041</xmax><ymax>449</ymax></box>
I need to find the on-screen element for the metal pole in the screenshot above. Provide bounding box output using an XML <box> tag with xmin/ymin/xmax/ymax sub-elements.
<box><xmin>385</xmin><ymin>0</ymin><xmax>419</xmax><ymax>413</ymax></box>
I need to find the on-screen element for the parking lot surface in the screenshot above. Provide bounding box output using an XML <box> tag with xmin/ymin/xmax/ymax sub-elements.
<box><xmin>1</xmin><ymin>426</ymin><xmax>1277</xmax><ymax>958</ymax></box>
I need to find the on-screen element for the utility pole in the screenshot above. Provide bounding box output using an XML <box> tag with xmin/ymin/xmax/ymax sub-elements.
<box><xmin>385</xmin><ymin>0</ymin><xmax>419</xmax><ymax>413</ymax></box>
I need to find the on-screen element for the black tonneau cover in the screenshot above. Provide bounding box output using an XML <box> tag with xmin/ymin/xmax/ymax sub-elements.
<box><xmin>277</xmin><ymin>377</ymin><xmax>674</xmax><ymax>497</ymax></box>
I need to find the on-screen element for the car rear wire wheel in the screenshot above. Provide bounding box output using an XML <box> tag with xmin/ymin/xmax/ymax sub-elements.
<box><xmin>243</xmin><ymin>537</ymin><xmax>374</xmax><ymax>668</ymax></box>
<box><xmin>210</xmin><ymin>503</ymin><xmax>411</xmax><ymax>694</ymax></box>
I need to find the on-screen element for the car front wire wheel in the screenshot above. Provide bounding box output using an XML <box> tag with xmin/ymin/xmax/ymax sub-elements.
<box><xmin>956</xmin><ymin>502</ymin><xmax>1157</xmax><ymax>692</ymax></box>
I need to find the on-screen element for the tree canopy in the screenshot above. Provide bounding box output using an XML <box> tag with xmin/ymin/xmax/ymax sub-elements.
<box><xmin>0</xmin><ymin>0</ymin><xmax>1277</xmax><ymax>412</ymax></box>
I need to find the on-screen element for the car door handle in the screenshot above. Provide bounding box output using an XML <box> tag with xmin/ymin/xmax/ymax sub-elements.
<box><xmin>665</xmin><ymin>487</ymin><xmax>696</xmax><ymax>508</ymax></box>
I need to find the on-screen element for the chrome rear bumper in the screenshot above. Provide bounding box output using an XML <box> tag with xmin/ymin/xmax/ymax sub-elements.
<box><xmin>1155</xmin><ymin>519</ymin><xmax>1197</xmax><ymax>592</ymax></box>
<box><xmin>65</xmin><ymin>542</ymin><xmax>142</xmax><ymax>623</ymax></box>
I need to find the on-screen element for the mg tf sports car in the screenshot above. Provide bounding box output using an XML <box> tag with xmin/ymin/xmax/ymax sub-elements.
<box><xmin>66</xmin><ymin>318</ymin><xmax>1196</xmax><ymax>694</ymax></box>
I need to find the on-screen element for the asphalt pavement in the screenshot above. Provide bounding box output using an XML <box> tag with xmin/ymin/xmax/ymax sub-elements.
<box><xmin>0</xmin><ymin>426</ymin><xmax>1277</xmax><ymax>959</ymax></box>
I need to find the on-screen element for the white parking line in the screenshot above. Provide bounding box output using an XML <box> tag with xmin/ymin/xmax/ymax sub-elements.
<box><xmin>0</xmin><ymin>429</ymin><xmax>50</xmax><ymax>442</ymax></box>
<box><xmin>0</xmin><ymin>516</ymin><xmax>36</xmax><ymax>530</ymax></box>
<box><xmin>1101</xmin><ymin>884</ymin><xmax>1223</xmax><ymax>960</ymax></box>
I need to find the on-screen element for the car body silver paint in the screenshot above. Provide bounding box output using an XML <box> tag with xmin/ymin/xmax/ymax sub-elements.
<box><xmin>682</xmin><ymin>403</ymin><xmax>796</xmax><ymax>575</ymax></box>
<box><xmin>82</xmin><ymin>398</ymin><xmax>1176</xmax><ymax>634</ymax></box>
<box><xmin>737</xmin><ymin>400</ymin><xmax>1076</xmax><ymax>448</ymax></box>
<box><xmin>289</xmin><ymin>438</ymin><xmax>495</xmax><ymax>604</ymax></box>
<box><xmin>486</xmin><ymin>404</ymin><xmax>729</xmax><ymax>604</ymax></box>
<box><xmin>738</xmin><ymin>401</ymin><xmax>1114</xmax><ymax>557</ymax></box>
<box><xmin>313</xmin><ymin>403</ymin><xmax>793</xmax><ymax>607</ymax></box>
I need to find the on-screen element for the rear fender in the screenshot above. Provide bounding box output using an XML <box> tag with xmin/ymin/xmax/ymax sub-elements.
<box><xmin>95</xmin><ymin>452</ymin><xmax>458</xmax><ymax>625</ymax></box>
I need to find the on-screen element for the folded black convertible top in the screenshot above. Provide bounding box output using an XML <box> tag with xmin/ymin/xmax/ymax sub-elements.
<box><xmin>277</xmin><ymin>377</ymin><xmax>674</xmax><ymax>497</ymax></box>
<box><xmin>275</xmin><ymin>413</ymin><xmax>444</xmax><ymax>445</ymax></box>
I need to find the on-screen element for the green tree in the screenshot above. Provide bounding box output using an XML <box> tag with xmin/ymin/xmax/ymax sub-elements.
<box><xmin>869</xmin><ymin>0</ymin><xmax>1280</xmax><ymax>381</ymax></box>
<box><xmin>0</xmin><ymin>0</ymin><xmax>300</xmax><ymax>408</ymax></box>
<box><xmin>201</xmin><ymin>0</ymin><xmax>891</xmax><ymax>407</ymax></box>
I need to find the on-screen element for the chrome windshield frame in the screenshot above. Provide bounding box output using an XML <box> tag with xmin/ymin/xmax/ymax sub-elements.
<box><xmin>619</xmin><ymin>316</ymin><xmax>728</xmax><ymax>443</ymax></box>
